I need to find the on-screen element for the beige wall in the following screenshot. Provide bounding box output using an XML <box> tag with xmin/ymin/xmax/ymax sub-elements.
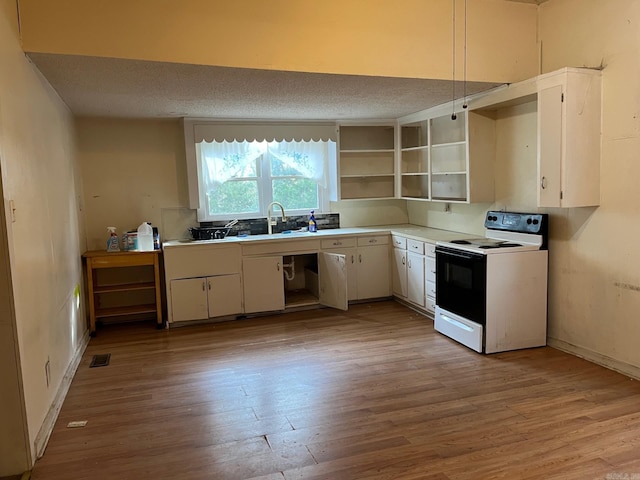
<box><xmin>0</xmin><ymin>0</ymin><xmax>86</xmax><ymax>472</ymax></box>
<box><xmin>18</xmin><ymin>0</ymin><xmax>539</xmax><ymax>83</ymax></box>
<box><xmin>76</xmin><ymin>118</ymin><xmax>189</xmax><ymax>249</ymax></box>
<box><xmin>409</xmin><ymin>0</ymin><xmax>640</xmax><ymax>377</ymax></box>
<box><xmin>536</xmin><ymin>0</ymin><xmax>640</xmax><ymax>373</ymax></box>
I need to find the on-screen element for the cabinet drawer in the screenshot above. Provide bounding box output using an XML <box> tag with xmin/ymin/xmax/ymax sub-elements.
<box><xmin>391</xmin><ymin>235</ymin><xmax>406</xmax><ymax>249</ymax></box>
<box><xmin>164</xmin><ymin>244</ymin><xmax>241</xmax><ymax>279</ymax></box>
<box><xmin>426</xmin><ymin>280</ymin><xmax>436</xmax><ymax>298</ymax></box>
<box><xmin>357</xmin><ymin>235</ymin><xmax>389</xmax><ymax>247</ymax></box>
<box><xmin>242</xmin><ymin>239</ymin><xmax>320</xmax><ymax>256</ymax></box>
<box><xmin>321</xmin><ymin>237</ymin><xmax>357</xmax><ymax>249</ymax></box>
<box><xmin>426</xmin><ymin>296</ymin><xmax>436</xmax><ymax>313</ymax></box>
<box><xmin>90</xmin><ymin>252</ymin><xmax>157</xmax><ymax>268</ymax></box>
<box><xmin>407</xmin><ymin>239</ymin><xmax>424</xmax><ymax>254</ymax></box>
<box><xmin>425</xmin><ymin>242</ymin><xmax>436</xmax><ymax>257</ymax></box>
<box><xmin>425</xmin><ymin>257</ymin><xmax>436</xmax><ymax>283</ymax></box>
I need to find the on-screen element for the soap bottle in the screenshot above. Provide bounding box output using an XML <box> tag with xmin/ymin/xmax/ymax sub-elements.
<box><xmin>106</xmin><ymin>227</ymin><xmax>120</xmax><ymax>252</ymax></box>
<box><xmin>308</xmin><ymin>210</ymin><xmax>317</xmax><ymax>233</ymax></box>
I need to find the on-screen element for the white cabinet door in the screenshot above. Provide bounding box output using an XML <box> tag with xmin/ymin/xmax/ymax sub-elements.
<box><xmin>242</xmin><ymin>256</ymin><xmax>285</xmax><ymax>313</ymax></box>
<box><xmin>407</xmin><ymin>251</ymin><xmax>425</xmax><ymax>307</ymax></box>
<box><xmin>318</xmin><ymin>252</ymin><xmax>348</xmax><ymax>311</ymax></box>
<box><xmin>208</xmin><ymin>274</ymin><xmax>242</xmax><ymax>318</ymax></box>
<box><xmin>170</xmin><ymin>278</ymin><xmax>208</xmax><ymax>322</ymax></box>
<box><xmin>323</xmin><ymin>247</ymin><xmax>357</xmax><ymax>301</ymax></box>
<box><xmin>538</xmin><ymin>85</ymin><xmax>563</xmax><ymax>207</ymax></box>
<box><xmin>357</xmin><ymin>244</ymin><xmax>390</xmax><ymax>300</ymax></box>
<box><xmin>392</xmin><ymin>248</ymin><xmax>408</xmax><ymax>298</ymax></box>
<box><xmin>537</xmin><ymin>69</ymin><xmax>601</xmax><ymax>207</ymax></box>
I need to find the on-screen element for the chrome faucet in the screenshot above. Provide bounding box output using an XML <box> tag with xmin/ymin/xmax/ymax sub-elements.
<box><xmin>267</xmin><ymin>201</ymin><xmax>287</xmax><ymax>235</ymax></box>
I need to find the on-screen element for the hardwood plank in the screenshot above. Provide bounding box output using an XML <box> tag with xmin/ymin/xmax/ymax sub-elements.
<box><xmin>30</xmin><ymin>301</ymin><xmax>640</xmax><ymax>480</ymax></box>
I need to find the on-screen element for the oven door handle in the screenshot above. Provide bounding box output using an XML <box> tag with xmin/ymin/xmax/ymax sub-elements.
<box><xmin>436</xmin><ymin>246</ymin><xmax>484</xmax><ymax>261</ymax></box>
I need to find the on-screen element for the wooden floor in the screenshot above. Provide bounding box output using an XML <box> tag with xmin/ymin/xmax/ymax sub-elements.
<box><xmin>31</xmin><ymin>301</ymin><xmax>640</xmax><ymax>480</ymax></box>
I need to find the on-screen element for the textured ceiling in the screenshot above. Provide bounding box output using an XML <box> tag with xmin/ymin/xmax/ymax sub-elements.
<box><xmin>27</xmin><ymin>54</ymin><xmax>503</xmax><ymax>121</ymax></box>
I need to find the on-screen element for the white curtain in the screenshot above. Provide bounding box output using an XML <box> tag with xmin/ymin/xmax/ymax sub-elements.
<box><xmin>200</xmin><ymin>140</ymin><xmax>266</xmax><ymax>185</ymax></box>
<box><xmin>199</xmin><ymin>139</ymin><xmax>329</xmax><ymax>187</ymax></box>
<box><xmin>267</xmin><ymin>140</ymin><xmax>328</xmax><ymax>187</ymax></box>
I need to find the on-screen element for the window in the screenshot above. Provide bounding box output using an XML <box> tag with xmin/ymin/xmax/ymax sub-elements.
<box><xmin>196</xmin><ymin>139</ymin><xmax>336</xmax><ymax>221</ymax></box>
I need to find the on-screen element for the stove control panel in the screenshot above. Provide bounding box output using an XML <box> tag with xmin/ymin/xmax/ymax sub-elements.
<box><xmin>485</xmin><ymin>211</ymin><xmax>548</xmax><ymax>235</ymax></box>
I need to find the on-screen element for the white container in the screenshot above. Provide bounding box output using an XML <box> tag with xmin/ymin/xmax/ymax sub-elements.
<box><xmin>137</xmin><ymin>222</ymin><xmax>154</xmax><ymax>251</ymax></box>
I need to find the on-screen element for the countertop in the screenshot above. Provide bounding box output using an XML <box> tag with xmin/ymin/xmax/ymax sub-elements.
<box><xmin>162</xmin><ymin>224</ymin><xmax>477</xmax><ymax>249</ymax></box>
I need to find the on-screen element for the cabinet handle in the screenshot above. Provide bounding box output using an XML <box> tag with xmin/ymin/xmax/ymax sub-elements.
<box><xmin>208</xmin><ymin>281</ymin><xmax>211</xmax><ymax>291</ymax></box>
<box><xmin>277</xmin><ymin>262</ymin><xmax>281</xmax><ymax>271</ymax></box>
<box><xmin>540</xmin><ymin>176</ymin><xmax>547</xmax><ymax>189</ymax></box>
<box><xmin>359</xmin><ymin>254</ymin><xmax>362</xmax><ymax>263</ymax></box>
<box><xmin>202</xmin><ymin>281</ymin><xmax>206</xmax><ymax>291</ymax></box>
<box><xmin>408</xmin><ymin>259</ymin><xmax>412</xmax><ymax>268</ymax></box>
<box><xmin>351</xmin><ymin>255</ymin><xmax>355</xmax><ymax>264</ymax></box>
<box><xmin>369</xmin><ymin>239</ymin><xmax>377</xmax><ymax>244</ymax></box>
<box><xmin>334</xmin><ymin>241</ymin><xmax>342</xmax><ymax>246</ymax></box>
<box><xmin>402</xmin><ymin>256</ymin><xmax>405</xmax><ymax>265</ymax></box>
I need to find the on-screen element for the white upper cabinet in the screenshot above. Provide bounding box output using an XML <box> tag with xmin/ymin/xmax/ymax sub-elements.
<box><xmin>399</xmin><ymin>110</ymin><xmax>495</xmax><ymax>203</ymax></box>
<box><xmin>537</xmin><ymin>68</ymin><xmax>602</xmax><ymax>207</ymax></box>
<box><xmin>338</xmin><ymin>124</ymin><xmax>396</xmax><ymax>200</ymax></box>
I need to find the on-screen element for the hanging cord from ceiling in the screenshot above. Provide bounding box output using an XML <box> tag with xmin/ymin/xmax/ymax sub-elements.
<box><xmin>463</xmin><ymin>0</ymin><xmax>468</xmax><ymax>109</ymax></box>
<box><xmin>451</xmin><ymin>0</ymin><xmax>458</xmax><ymax>120</ymax></box>
<box><xmin>451</xmin><ymin>0</ymin><xmax>457</xmax><ymax>120</ymax></box>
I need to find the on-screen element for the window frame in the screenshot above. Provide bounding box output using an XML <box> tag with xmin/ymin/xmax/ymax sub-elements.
<box><xmin>196</xmin><ymin>141</ymin><xmax>333</xmax><ymax>222</ymax></box>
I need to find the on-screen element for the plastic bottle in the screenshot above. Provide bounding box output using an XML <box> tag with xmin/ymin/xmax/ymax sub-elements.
<box><xmin>308</xmin><ymin>210</ymin><xmax>317</xmax><ymax>233</ymax></box>
<box><xmin>137</xmin><ymin>222</ymin><xmax>154</xmax><ymax>251</ymax></box>
<box><xmin>106</xmin><ymin>227</ymin><xmax>120</xmax><ymax>252</ymax></box>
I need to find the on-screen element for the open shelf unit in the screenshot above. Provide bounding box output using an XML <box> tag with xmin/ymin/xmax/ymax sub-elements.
<box><xmin>338</xmin><ymin>124</ymin><xmax>396</xmax><ymax>200</ymax></box>
<box><xmin>83</xmin><ymin>250</ymin><xmax>163</xmax><ymax>335</ymax></box>
<box><xmin>398</xmin><ymin>110</ymin><xmax>495</xmax><ymax>203</ymax></box>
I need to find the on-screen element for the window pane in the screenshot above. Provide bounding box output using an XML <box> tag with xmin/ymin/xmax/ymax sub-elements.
<box><xmin>224</xmin><ymin>154</ymin><xmax>258</xmax><ymax>178</ymax></box>
<box><xmin>272</xmin><ymin>178</ymin><xmax>318</xmax><ymax>210</ymax></box>
<box><xmin>207</xmin><ymin>180</ymin><xmax>259</xmax><ymax>215</ymax></box>
<box><xmin>270</xmin><ymin>155</ymin><xmax>300</xmax><ymax>176</ymax></box>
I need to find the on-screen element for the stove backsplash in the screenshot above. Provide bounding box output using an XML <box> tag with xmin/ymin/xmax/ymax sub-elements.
<box><xmin>200</xmin><ymin>213</ymin><xmax>340</xmax><ymax>236</ymax></box>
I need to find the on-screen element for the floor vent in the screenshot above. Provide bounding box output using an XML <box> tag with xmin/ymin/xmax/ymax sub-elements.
<box><xmin>90</xmin><ymin>354</ymin><xmax>111</xmax><ymax>368</ymax></box>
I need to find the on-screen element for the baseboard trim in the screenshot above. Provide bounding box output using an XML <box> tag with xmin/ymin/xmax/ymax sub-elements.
<box><xmin>33</xmin><ymin>330</ymin><xmax>90</xmax><ymax>459</ymax></box>
<box><xmin>548</xmin><ymin>337</ymin><xmax>640</xmax><ymax>381</ymax></box>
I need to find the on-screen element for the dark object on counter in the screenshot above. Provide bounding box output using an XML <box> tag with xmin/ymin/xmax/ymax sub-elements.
<box><xmin>188</xmin><ymin>226</ymin><xmax>231</xmax><ymax>240</ymax></box>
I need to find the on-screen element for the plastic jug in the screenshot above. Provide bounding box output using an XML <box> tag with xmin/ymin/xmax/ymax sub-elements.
<box><xmin>137</xmin><ymin>222</ymin><xmax>154</xmax><ymax>251</ymax></box>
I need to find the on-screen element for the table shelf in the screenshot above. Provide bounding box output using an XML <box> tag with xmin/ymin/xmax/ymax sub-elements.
<box><xmin>82</xmin><ymin>250</ymin><xmax>163</xmax><ymax>335</ymax></box>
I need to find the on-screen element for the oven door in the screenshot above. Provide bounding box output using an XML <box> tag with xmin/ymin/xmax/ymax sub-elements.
<box><xmin>436</xmin><ymin>245</ymin><xmax>487</xmax><ymax>325</ymax></box>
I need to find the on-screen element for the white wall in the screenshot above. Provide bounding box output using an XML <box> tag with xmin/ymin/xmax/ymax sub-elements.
<box><xmin>537</xmin><ymin>0</ymin><xmax>640</xmax><ymax>375</ymax></box>
<box><xmin>0</xmin><ymin>0</ymin><xmax>87</xmax><ymax>472</ymax></box>
<box><xmin>76</xmin><ymin>118</ymin><xmax>189</xmax><ymax>249</ymax></box>
<box><xmin>409</xmin><ymin>0</ymin><xmax>640</xmax><ymax>378</ymax></box>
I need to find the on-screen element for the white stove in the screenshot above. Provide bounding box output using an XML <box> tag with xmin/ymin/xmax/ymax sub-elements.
<box><xmin>436</xmin><ymin>211</ymin><xmax>547</xmax><ymax>255</ymax></box>
<box><xmin>434</xmin><ymin>211</ymin><xmax>549</xmax><ymax>354</ymax></box>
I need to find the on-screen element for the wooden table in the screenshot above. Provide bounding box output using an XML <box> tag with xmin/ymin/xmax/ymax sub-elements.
<box><xmin>82</xmin><ymin>250</ymin><xmax>163</xmax><ymax>335</ymax></box>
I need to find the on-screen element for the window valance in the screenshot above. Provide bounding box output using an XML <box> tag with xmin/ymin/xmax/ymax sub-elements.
<box><xmin>193</xmin><ymin>122</ymin><xmax>338</xmax><ymax>143</ymax></box>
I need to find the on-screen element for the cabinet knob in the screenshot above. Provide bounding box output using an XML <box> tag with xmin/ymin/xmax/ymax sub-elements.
<box><xmin>540</xmin><ymin>176</ymin><xmax>547</xmax><ymax>190</ymax></box>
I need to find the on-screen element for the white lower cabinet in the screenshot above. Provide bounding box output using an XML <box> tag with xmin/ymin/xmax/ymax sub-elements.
<box><xmin>164</xmin><ymin>243</ymin><xmax>243</xmax><ymax>324</ymax></box>
<box><xmin>170</xmin><ymin>274</ymin><xmax>242</xmax><ymax>322</ymax></box>
<box><xmin>243</xmin><ymin>256</ymin><xmax>285</xmax><ymax>313</ymax></box>
<box><xmin>322</xmin><ymin>236</ymin><xmax>390</xmax><ymax>302</ymax></box>
<box><xmin>392</xmin><ymin>235</ymin><xmax>408</xmax><ymax>299</ymax></box>
<box><xmin>356</xmin><ymin>236</ymin><xmax>391</xmax><ymax>300</ymax></box>
<box><xmin>425</xmin><ymin>243</ymin><xmax>436</xmax><ymax>313</ymax></box>
<box><xmin>407</xmin><ymin>250</ymin><xmax>425</xmax><ymax>307</ymax></box>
